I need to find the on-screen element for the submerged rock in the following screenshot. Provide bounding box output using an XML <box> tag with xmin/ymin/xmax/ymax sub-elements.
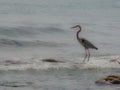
<box><xmin>5</xmin><ymin>60</ymin><xmax>22</xmax><ymax>64</ymax></box>
<box><xmin>95</xmin><ymin>74</ymin><xmax>120</xmax><ymax>85</ymax></box>
<box><xmin>4</xmin><ymin>60</ymin><xmax>27</xmax><ymax>66</ymax></box>
<box><xmin>42</xmin><ymin>58</ymin><xmax>64</xmax><ymax>63</ymax></box>
<box><xmin>0</xmin><ymin>81</ymin><xmax>33</xmax><ymax>87</ymax></box>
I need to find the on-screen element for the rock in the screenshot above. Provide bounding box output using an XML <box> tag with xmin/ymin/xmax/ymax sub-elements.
<box><xmin>95</xmin><ymin>74</ymin><xmax>120</xmax><ymax>85</ymax></box>
<box><xmin>42</xmin><ymin>59</ymin><xmax>64</xmax><ymax>63</ymax></box>
<box><xmin>111</xmin><ymin>79</ymin><xmax>120</xmax><ymax>84</ymax></box>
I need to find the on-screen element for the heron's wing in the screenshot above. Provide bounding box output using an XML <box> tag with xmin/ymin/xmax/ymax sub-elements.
<box><xmin>81</xmin><ymin>38</ymin><xmax>98</xmax><ymax>50</ymax></box>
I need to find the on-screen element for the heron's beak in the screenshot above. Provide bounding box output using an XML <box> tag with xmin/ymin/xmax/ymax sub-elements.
<box><xmin>71</xmin><ymin>26</ymin><xmax>77</xmax><ymax>29</ymax></box>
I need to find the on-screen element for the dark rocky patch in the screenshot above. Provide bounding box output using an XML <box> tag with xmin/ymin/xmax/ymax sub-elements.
<box><xmin>95</xmin><ymin>74</ymin><xmax>120</xmax><ymax>85</ymax></box>
<box><xmin>42</xmin><ymin>58</ymin><xmax>64</xmax><ymax>63</ymax></box>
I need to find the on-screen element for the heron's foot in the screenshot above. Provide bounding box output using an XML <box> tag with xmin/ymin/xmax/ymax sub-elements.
<box><xmin>73</xmin><ymin>65</ymin><xmax>80</xmax><ymax>69</ymax></box>
<box><xmin>73</xmin><ymin>63</ymin><xmax>85</xmax><ymax>69</ymax></box>
<box><xmin>87</xmin><ymin>59</ymin><xmax>90</xmax><ymax>62</ymax></box>
<box><xmin>81</xmin><ymin>62</ymin><xmax>86</xmax><ymax>64</ymax></box>
<box><xmin>82</xmin><ymin>59</ymin><xmax>87</xmax><ymax>64</ymax></box>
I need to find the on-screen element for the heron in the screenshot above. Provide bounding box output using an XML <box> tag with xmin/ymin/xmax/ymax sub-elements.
<box><xmin>71</xmin><ymin>25</ymin><xmax>98</xmax><ymax>62</ymax></box>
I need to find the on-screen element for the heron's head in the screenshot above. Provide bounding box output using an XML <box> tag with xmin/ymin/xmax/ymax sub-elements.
<box><xmin>71</xmin><ymin>25</ymin><xmax>81</xmax><ymax>31</ymax></box>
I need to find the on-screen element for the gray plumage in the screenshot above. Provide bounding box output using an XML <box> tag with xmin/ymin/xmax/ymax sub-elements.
<box><xmin>78</xmin><ymin>38</ymin><xmax>98</xmax><ymax>50</ymax></box>
<box><xmin>71</xmin><ymin>25</ymin><xmax>98</xmax><ymax>62</ymax></box>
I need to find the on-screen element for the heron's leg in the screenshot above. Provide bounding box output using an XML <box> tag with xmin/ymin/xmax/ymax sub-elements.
<box><xmin>83</xmin><ymin>48</ymin><xmax>88</xmax><ymax>63</ymax></box>
<box><xmin>87</xmin><ymin>49</ymin><xmax>90</xmax><ymax>62</ymax></box>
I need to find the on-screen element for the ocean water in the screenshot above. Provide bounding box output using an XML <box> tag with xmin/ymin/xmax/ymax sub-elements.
<box><xmin>0</xmin><ymin>0</ymin><xmax>120</xmax><ymax>90</ymax></box>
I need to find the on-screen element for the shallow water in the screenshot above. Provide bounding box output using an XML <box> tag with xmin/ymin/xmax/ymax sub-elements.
<box><xmin>0</xmin><ymin>0</ymin><xmax>120</xmax><ymax>90</ymax></box>
<box><xmin>0</xmin><ymin>69</ymin><xmax>120</xmax><ymax>90</ymax></box>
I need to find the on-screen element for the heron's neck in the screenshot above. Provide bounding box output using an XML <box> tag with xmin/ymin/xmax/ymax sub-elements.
<box><xmin>76</xmin><ymin>29</ymin><xmax>81</xmax><ymax>40</ymax></box>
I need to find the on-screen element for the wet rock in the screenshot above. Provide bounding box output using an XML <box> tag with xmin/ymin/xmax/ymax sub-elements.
<box><xmin>95</xmin><ymin>74</ymin><xmax>120</xmax><ymax>85</ymax></box>
<box><xmin>42</xmin><ymin>58</ymin><xmax>64</xmax><ymax>63</ymax></box>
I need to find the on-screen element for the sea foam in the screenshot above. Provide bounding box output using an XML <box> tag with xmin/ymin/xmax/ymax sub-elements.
<box><xmin>0</xmin><ymin>56</ymin><xmax>119</xmax><ymax>71</ymax></box>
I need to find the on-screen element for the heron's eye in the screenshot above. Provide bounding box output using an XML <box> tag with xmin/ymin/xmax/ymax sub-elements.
<box><xmin>81</xmin><ymin>39</ymin><xmax>85</xmax><ymax>42</ymax></box>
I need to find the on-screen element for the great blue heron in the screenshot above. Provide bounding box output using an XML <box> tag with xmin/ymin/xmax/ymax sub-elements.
<box><xmin>71</xmin><ymin>25</ymin><xmax>98</xmax><ymax>62</ymax></box>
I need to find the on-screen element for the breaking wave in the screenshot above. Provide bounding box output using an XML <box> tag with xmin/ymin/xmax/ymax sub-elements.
<box><xmin>0</xmin><ymin>56</ymin><xmax>120</xmax><ymax>71</ymax></box>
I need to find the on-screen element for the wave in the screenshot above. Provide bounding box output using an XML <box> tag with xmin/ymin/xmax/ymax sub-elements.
<box><xmin>0</xmin><ymin>26</ymin><xmax>67</xmax><ymax>47</ymax></box>
<box><xmin>0</xmin><ymin>56</ymin><xmax>120</xmax><ymax>71</ymax></box>
<box><xmin>0</xmin><ymin>26</ymin><xmax>65</xmax><ymax>38</ymax></box>
<box><xmin>0</xmin><ymin>38</ymin><xmax>67</xmax><ymax>47</ymax></box>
